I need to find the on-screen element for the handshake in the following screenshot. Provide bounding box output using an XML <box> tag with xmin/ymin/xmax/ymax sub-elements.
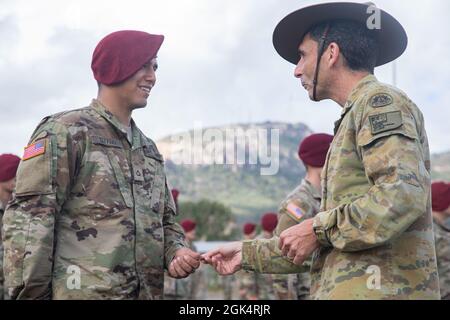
<box><xmin>170</xmin><ymin>218</ymin><xmax>319</xmax><ymax>278</ymax></box>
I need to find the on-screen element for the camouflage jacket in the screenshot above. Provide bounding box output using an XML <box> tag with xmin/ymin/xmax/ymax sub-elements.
<box><xmin>272</xmin><ymin>179</ymin><xmax>321</xmax><ymax>300</ymax></box>
<box><xmin>433</xmin><ymin>218</ymin><xmax>450</xmax><ymax>300</ymax></box>
<box><xmin>0</xmin><ymin>203</ymin><xmax>4</xmax><ymax>300</ymax></box>
<box><xmin>242</xmin><ymin>75</ymin><xmax>440</xmax><ymax>300</ymax></box>
<box><xmin>2</xmin><ymin>100</ymin><xmax>187</xmax><ymax>300</ymax></box>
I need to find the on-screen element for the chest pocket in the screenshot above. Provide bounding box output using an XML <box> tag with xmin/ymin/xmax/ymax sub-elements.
<box><xmin>108</xmin><ymin>151</ymin><xmax>134</xmax><ymax>208</ymax></box>
<box><xmin>142</xmin><ymin>145</ymin><xmax>165</xmax><ymax>213</ymax></box>
<box><xmin>90</xmin><ymin>135</ymin><xmax>134</xmax><ymax>209</ymax></box>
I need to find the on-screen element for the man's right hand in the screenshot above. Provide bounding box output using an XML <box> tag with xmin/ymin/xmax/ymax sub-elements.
<box><xmin>201</xmin><ymin>242</ymin><xmax>243</xmax><ymax>275</ymax></box>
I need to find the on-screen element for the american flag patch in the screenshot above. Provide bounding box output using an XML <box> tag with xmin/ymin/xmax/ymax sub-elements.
<box><xmin>287</xmin><ymin>203</ymin><xmax>304</xmax><ymax>221</ymax></box>
<box><xmin>23</xmin><ymin>140</ymin><xmax>46</xmax><ymax>161</ymax></box>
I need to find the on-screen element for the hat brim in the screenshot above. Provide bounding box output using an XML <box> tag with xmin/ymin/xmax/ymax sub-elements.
<box><xmin>273</xmin><ymin>2</ymin><xmax>408</xmax><ymax>66</ymax></box>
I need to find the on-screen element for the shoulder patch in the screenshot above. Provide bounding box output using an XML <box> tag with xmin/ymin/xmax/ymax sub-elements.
<box><xmin>370</xmin><ymin>93</ymin><xmax>393</xmax><ymax>108</ymax></box>
<box><xmin>23</xmin><ymin>139</ymin><xmax>46</xmax><ymax>161</ymax></box>
<box><xmin>369</xmin><ymin>111</ymin><xmax>403</xmax><ymax>135</ymax></box>
<box><xmin>286</xmin><ymin>203</ymin><xmax>304</xmax><ymax>221</ymax></box>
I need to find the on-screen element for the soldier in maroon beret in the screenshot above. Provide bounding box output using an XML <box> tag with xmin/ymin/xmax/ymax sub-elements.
<box><xmin>431</xmin><ymin>182</ymin><xmax>450</xmax><ymax>299</ymax></box>
<box><xmin>3</xmin><ymin>30</ymin><xmax>200</xmax><ymax>300</ymax></box>
<box><xmin>0</xmin><ymin>154</ymin><xmax>21</xmax><ymax>213</ymax></box>
<box><xmin>0</xmin><ymin>153</ymin><xmax>21</xmax><ymax>300</ymax></box>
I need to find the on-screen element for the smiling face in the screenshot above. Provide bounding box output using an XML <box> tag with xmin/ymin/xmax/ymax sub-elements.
<box><xmin>114</xmin><ymin>58</ymin><xmax>158</xmax><ymax>110</ymax></box>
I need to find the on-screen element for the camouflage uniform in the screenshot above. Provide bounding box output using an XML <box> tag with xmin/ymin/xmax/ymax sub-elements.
<box><xmin>433</xmin><ymin>218</ymin><xmax>450</xmax><ymax>300</ymax></box>
<box><xmin>272</xmin><ymin>179</ymin><xmax>321</xmax><ymax>300</ymax></box>
<box><xmin>242</xmin><ymin>75</ymin><xmax>440</xmax><ymax>299</ymax></box>
<box><xmin>2</xmin><ymin>99</ymin><xmax>187</xmax><ymax>300</ymax></box>
<box><xmin>0</xmin><ymin>202</ymin><xmax>4</xmax><ymax>299</ymax></box>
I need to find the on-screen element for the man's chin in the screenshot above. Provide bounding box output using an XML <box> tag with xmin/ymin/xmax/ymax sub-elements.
<box><xmin>132</xmin><ymin>101</ymin><xmax>148</xmax><ymax>110</ymax></box>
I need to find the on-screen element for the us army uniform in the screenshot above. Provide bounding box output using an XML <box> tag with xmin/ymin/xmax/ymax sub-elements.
<box><xmin>241</xmin><ymin>75</ymin><xmax>440</xmax><ymax>299</ymax></box>
<box><xmin>2</xmin><ymin>99</ymin><xmax>187</xmax><ymax>299</ymax></box>
<box><xmin>0</xmin><ymin>202</ymin><xmax>4</xmax><ymax>299</ymax></box>
<box><xmin>272</xmin><ymin>179</ymin><xmax>321</xmax><ymax>300</ymax></box>
<box><xmin>433</xmin><ymin>218</ymin><xmax>450</xmax><ymax>299</ymax></box>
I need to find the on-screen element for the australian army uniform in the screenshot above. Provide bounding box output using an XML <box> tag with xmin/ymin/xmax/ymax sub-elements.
<box><xmin>241</xmin><ymin>3</ymin><xmax>440</xmax><ymax>300</ymax></box>
<box><xmin>2</xmin><ymin>99</ymin><xmax>187</xmax><ymax>299</ymax></box>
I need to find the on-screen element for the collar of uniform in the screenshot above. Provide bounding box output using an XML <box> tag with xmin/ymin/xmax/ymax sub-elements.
<box><xmin>341</xmin><ymin>74</ymin><xmax>378</xmax><ymax>116</ymax></box>
<box><xmin>334</xmin><ymin>74</ymin><xmax>378</xmax><ymax>134</ymax></box>
<box><xmin>90</xmin><ymin>99</ymin><xmax>142</xmax><ymax>147</ymax></box>
<box><xmin>302</xmin><ymin>179</ymin><xmax>321</xmax><ymax>201</ymax></box>
<box><xmin>90</xmin><ymin>99</ymin><xmax>129</xmax><ymax>134</ymax></box>
<box><xmin>434</xmin><ymin>217</ymin><xmax>450</xmax><ymax>232</ymax></box>
<box><xmin>130</xmin><ymin>119</ymin><xmax>146</xmax><ymax>149</ymax></box>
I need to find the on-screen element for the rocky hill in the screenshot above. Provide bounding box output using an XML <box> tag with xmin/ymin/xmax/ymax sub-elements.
<box><xmin>156</xmin><ymin>122</ymin><xmax>450</xmax><ymax>219</ymax></box>
<box><xmin>156</xmin><ymin>122</ymin><xmax>312</xmax><ymax>219</ymax></box>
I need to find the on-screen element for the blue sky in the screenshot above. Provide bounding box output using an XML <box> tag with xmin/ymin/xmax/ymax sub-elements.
<box><xmin>1</xmin><ymin>0</ymin><xmax>449</xmax><ymax>156</ymax></box>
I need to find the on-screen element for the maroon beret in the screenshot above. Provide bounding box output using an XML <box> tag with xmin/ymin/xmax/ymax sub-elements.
<box><xmin>298</xmin><ymin>133</ymin><xmax>334</xmax><ymax>168</ymax></box>
<box><xmin>243</xmin><ymin>223</ymin><xmax>256</xmax><ymax>235</ymax></box>
<box><xmin>181</xmin><ymin>219</ymin><xmax>196</xmax><ymax>233</ymax></box>
<box><xmin>0</xmin><ymin>154</ymin><xmax>21</xmax><ymax>182</ymax></box>
<box><xmin>92</xmin><ymin>30</ymin><xmax>164</xmax><ymax>85</ymax></box>
<box><xmin>261</xmin><ymin>213</ymin><xmax>278</xmax><ymax>233</ymax></box>
<box><xmin>171</xmin><ymin>189</ymin><xmax>180</xmax><ymax>202</ymax></box>
<box><xmin>432</xmin><ymin>182</ymin><xmax>450</xmax><ymax>212</ymax></box>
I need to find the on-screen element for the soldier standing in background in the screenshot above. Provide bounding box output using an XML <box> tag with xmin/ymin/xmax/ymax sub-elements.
<box><xmin>203</xmin><ymin>2</ymin><xmax>440</xmax><ymax>299</ymax></box>
<box><xmin>272</xmin><ymin>134</ymin><xmax>332</xmax><ymax>300</ymax></box>
<box><xmin>431</xmin><ymin>182</ymin><xmax>450</xmax><ymax>300</ymax></box>
<box><xmin>0</xmin><ymin>154</ymin><xmax>21</xmax><ymax>300</ymax></box>
<box><xmin>2</xmin><ymin>30</ymin><xmax>200</xmax><ymax>300</ymax></box>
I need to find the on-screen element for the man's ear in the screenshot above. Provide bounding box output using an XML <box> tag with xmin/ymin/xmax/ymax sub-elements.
<box><xmin>326</xmin><ymin>42</ymin><xmax>341</xmax><ymax>67</ymax></box>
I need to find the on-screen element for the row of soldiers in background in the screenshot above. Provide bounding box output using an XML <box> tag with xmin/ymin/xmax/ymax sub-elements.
<box><xmin>1</xmin><ymin>132</ymin><xmax>450</xmax><ymax>300</ymax></box>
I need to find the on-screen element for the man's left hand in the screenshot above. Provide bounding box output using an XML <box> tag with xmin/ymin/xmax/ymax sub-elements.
<box><xmin>168</xmin><ymin>247</ymin><xmax>201</xmax><ymax>279</ymax></box>
<box><xmin>279</xmin><ymin>218</ymin><xmax>320</xmax><ymax>265</ymax></box>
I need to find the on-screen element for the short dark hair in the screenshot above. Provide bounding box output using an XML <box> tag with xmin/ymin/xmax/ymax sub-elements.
<box><xmin>307</xmin><ymin>19</ymin><xmax>379</xmax><ymax>73</ymax></box>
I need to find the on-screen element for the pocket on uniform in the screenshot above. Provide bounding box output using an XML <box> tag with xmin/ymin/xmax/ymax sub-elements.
<box><xmin>107</xmin><ymin>151</ymin><xmax>134</xmax><ymax>209</ymax></box>
<box><xmin>15</xmin><ymin>133</ymin><xmax>54</xmax><ymax>196</ymax></box>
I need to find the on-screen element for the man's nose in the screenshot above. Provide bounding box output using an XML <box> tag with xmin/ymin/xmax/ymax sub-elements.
<box><xmin>294</xmin><ymin>60</ymin><xmax>303</xmax><ymax>78</ymax></box>
<box><xmin>144</xmin><ymin>68</ymin><xmax>156</xmax><ymax>82</ymax></box>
